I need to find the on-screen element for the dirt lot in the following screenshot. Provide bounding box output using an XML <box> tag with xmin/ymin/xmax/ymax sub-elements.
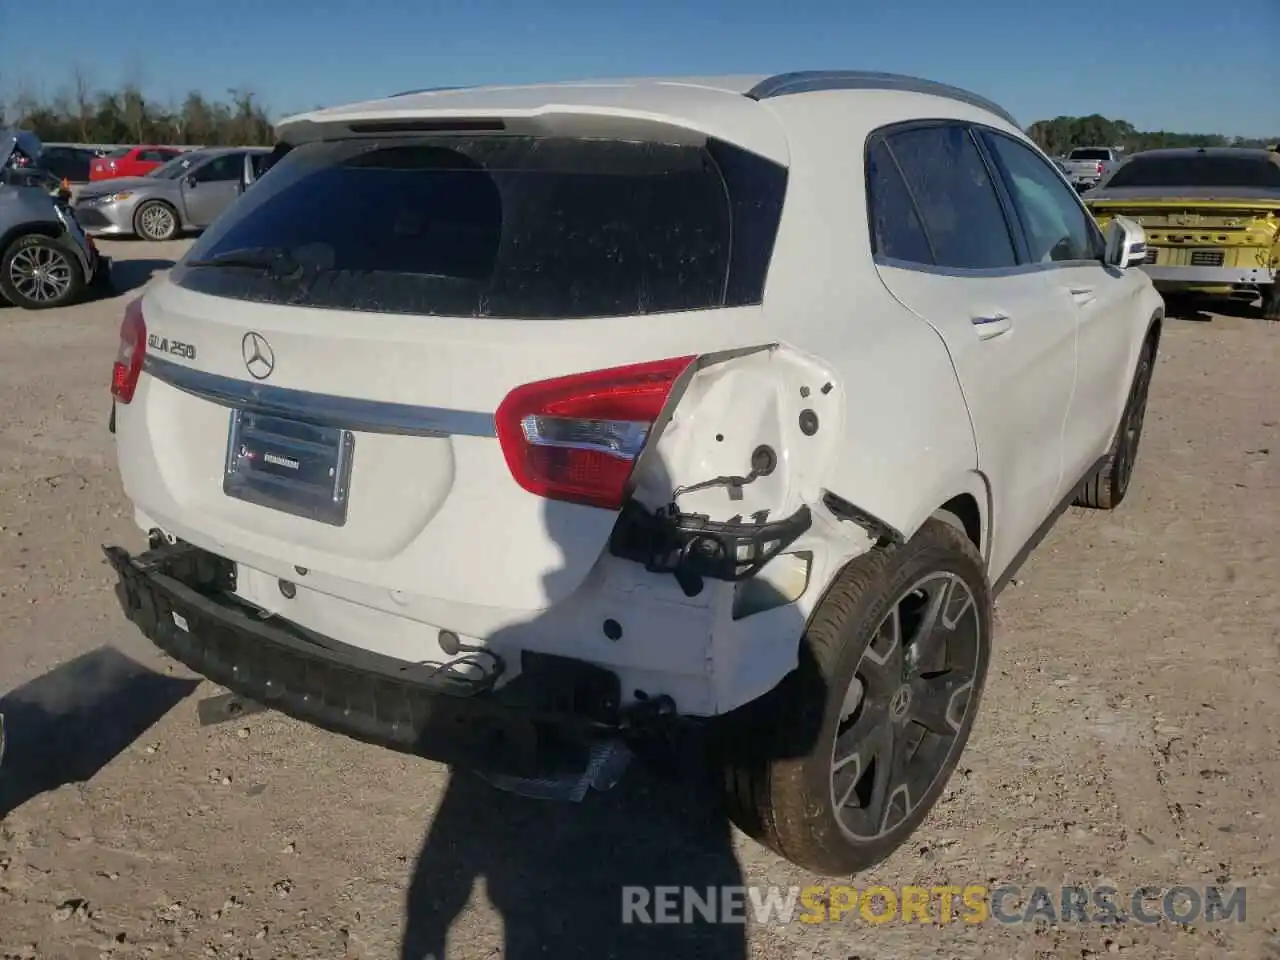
<box><xmin>0</xmin><ymin>240</ymin><xmax>1276</xmax><ymax>960</ymax></box>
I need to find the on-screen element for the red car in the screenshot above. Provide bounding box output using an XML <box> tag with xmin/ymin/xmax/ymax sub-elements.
<box><xmin>89</xmin><ymin>145</ymin><xmax>185</xmax><ymax>182</ymax></box>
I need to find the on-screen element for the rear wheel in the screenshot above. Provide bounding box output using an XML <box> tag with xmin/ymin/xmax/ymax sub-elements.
<box><xmin>0</xmin><ymin>234</ymin><xmax>87</xmax><ymax>310</ymax></box>
<box><xmin>1075</xmin><ymin>333</ymin><xmax>1156</xmax><ymax>510</ymax></box>
<box><xmin>717</xmin><ymin>519</ymin><xmax>991</xmax><ymax>876</ymax></box>
<box><xmin>134</xmin><ymin>201</ymin><xmax>179</xmax><ymax>241</ymax></box>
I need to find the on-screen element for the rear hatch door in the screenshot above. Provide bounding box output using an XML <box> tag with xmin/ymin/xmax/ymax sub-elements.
<box><xmin>116</xmin><ymin>125</ymin><xmax>789</xmax><ymax>614</ymax></box>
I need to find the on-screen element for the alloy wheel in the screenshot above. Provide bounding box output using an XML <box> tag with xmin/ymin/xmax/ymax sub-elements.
<box><xmin>139</xmin><ymin>204</ymin><xmax>175</xmax><ymax>240</ymax></box>
<box><xmin>8</xmin><ymin>244</ymin><xmax>74</xmax><ymax>304</ymax></box>
<box><xmin>830</xmin><ymin>571</ymin><xmax>981</xmax><ymax>840</ymax></box>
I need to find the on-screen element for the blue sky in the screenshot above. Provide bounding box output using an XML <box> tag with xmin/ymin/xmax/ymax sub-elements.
<box><xmin>3</xmin><ymin>0</ymin><xmax>1277</xmax><ymax>136</ymax></box>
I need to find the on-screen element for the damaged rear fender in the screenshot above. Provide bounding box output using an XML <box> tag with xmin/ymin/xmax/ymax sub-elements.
<box><xmin>613</xmin><ymin>340</ymin><xmax>983</xmax><ymax>712</ymax></box>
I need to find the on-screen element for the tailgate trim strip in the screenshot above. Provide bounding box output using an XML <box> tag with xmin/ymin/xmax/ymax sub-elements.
<box><xmin>143</xmin><ymin>355</ymin><xmax>497</xmax><ymax>438</ymax></box>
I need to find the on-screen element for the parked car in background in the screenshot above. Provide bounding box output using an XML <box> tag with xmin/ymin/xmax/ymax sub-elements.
<box><xmin>104</xmin><ymin>71</ymin><xmax>1162</xmax><ymax>876</ymax></box>
<box><xmin>3</xmin><ymin>163</ymin><xmax>72</xmax><ymax>203</ymax></box>
<box><xmin>38</xmin><ymin>145</ymin><xmax>101</xmax><ymax>183</ymax></box>
<box><xmin>1085</xmin><ymin>146</ymin><xmax>1280</xmax><ymax>320</ymax></box>
<box><xmin>1</xmin><ymin>129</ymin><xmax>110</xmax><ymax>309</ymax></box>
<box><xmin>1</xmin><ymin>134</ymin><xmax>73</xmax><ymax>203</ymax></box>
<box><xmin>75</xmin><ymin>147</ymin><xmax>271</xmax><ymax>240</ymax></box>
<box><xmin>1062</xmin><ymin>146</ymin><xmax>1122</xmax><ymax>192</ymax></box>
<box><xmin>89</xmin><ymin>145</ymin><xmax>185</xmax><ymax>182</ymax></box>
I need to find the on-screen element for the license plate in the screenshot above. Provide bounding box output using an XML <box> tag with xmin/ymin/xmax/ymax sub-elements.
<box><xmin>223</xmin><ymin>410</ymin><xmax>355</xmax><ymax>526</ymax></box>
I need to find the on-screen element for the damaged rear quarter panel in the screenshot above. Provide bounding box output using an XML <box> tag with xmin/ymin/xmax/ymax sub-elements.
<box><xmin>628</xmin><ymin>335</ymin><xmax>979</xmax><ymax>712</ymax></box>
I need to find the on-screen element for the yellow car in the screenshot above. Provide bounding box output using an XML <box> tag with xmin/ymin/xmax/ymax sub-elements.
<box><xmin>1084</xmin><ymin>147</ymin><xmax>1280</xmax><ymax>320</ymax></box>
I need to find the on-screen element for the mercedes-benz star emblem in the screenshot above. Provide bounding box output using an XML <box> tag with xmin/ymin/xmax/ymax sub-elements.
<box><xmin>241</xmin><ymin>332</ymin><xmax>274</xmax><ymax>380</ymax></box>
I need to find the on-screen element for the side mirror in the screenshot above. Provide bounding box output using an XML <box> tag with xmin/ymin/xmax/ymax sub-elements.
<box><xmin>1105</xmin><ymin>215</ymin><xmax>1148</xmax><ymax>270</ymax></box>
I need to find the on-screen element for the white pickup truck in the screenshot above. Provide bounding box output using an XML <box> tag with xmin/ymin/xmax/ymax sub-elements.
<box><xmin>1061</xmin><ymin>147</ymin><xmax>1122</xmax><ymax>192</ymax></box>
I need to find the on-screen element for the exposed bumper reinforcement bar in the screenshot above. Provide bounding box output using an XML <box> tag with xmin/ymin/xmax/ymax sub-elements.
<box><xmin>1141</xmin><ymin>264</ymin><xmax>1276</xmax><ymax>286</ymax></box>
<box><xmin>103</xmin><ymin>541</ymin><xmax>669</xmax><ymax>778</ymax></box>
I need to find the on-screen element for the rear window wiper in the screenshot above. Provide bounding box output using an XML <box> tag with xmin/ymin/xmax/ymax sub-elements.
<box><xmin>185</xmin><ymin>247</ymin><xmax>303</xmax><ymax>279</ymax></box>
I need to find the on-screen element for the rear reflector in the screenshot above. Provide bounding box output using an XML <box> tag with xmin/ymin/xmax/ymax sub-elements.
<box><xmin>111</xmin><ymin>297</ymin><xmax>146</xmax><ymax>403</ymax></box>
<box><xmin>495</xmin><ymin>356</ymin><xmax>696</xmax><ymax>510</ymax></box>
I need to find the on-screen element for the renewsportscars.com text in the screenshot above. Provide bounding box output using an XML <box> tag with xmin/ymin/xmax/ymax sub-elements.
<box><xmin>621</xmin><ymin>884</ymin><xmax>1246</xmax><ymax>926</ymax></box>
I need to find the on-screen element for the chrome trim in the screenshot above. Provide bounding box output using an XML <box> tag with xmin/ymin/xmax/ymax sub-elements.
<box><xmin>747</xmin><ymin>71</ymin><xmax>1018</xmax><ymax>128</ymax></box>
<box><xmin>1142</xmin><ymin>265</ymin><xmax>1276</xmax><ymax>285</ymax></box>
<box><xmin>143</xmin><ymin>355</ymin><xmax>497</xmax><ymax>438</ymax></box>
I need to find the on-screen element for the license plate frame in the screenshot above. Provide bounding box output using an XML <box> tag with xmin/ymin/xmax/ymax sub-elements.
<box><xmin>223</xmin><ymin>410</ymin><xmax>355</xmax><ymax>526</ymax></box>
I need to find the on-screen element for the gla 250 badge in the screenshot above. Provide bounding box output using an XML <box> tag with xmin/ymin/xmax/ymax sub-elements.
<box><xmin>147</xmin><ymin>334</ymin><xmax>197</xmax><ymax>361</ymax></box>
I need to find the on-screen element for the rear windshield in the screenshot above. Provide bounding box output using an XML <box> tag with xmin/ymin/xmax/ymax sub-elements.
<box><xmin>1069</xmin><ymin>149</ymin><xmax>1112</xmax><ymax>161</ymax></box>
<box><xmin>1105</xmin><ymin>154</ymin><xmax>1280</xmax><ymax>189</ymax></box>
<box><xmin>173</xmin><ymin>135</ymin><xmax>787</xmax><ymax>319</ymax></box>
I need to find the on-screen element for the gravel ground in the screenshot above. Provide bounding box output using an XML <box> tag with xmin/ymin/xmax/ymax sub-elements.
<box><xmin>0</xmin><ymin>240</ymin><xmax>1277</xmax><ymax>960</ymax></box>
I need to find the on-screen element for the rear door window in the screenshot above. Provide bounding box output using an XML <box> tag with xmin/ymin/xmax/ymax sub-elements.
<box><xmin>865</xmin><ymin>139</ymin><xmax>934</xmax><ymax>264</ymax></box>
<box><xmin>173</xmin><ymin>135</ymin><xmax>787</xmax><ymax>319</ymax></box>
<box><xmin>884</xmin><ymin>124</ymin><xmax>1018</xmax><ymax>270</ymax></box>
<box><xmin>192</xmin><ymin>153</ymin><xmax>243</xmax><ymax>182</ymax></box>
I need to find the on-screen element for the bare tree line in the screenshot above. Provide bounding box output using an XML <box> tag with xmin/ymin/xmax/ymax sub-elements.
<box><xmin>0</xmin><ymin>66</ymin><xmax>276</xmax><ymax>146</ymax></box>
<box><xmin>1028</xmin><ymin>114</ymin><xmax>1277</xmax><ymax>156</ymax></box>
<box><xmin>3</xmin><ymin>68</ymin><xmax>1274</xmax><ymax>154</ymax></box>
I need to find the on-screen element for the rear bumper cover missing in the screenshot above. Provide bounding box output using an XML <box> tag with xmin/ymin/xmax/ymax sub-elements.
<box><xmin>103</xmin><ymin>541</ymin><xmax>673</xmax><ymax>778</ymax></box>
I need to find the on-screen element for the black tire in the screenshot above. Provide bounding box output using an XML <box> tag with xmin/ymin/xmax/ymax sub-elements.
<box><xmin>1263</xmin><ymin>284</ymin><xmax>1280</xmax><ymax>322</ymax></box>
<box><xmin>1075</xmin><ymin>332</ymin><xmax>1156</xmax><ymax>510</ymax></box>
<box><xmin>133</xmin><ymin>200</ymin><xmax>179</xmax><ymax>241</ymax></box>
<box><xmin>716</xmin><ymin>518</ymin><xmax>992</xmax><ymax>876</ymax></box>
<box><xmin>0</xmin><ymin>233</ymin><xmax>87</xmax><ymax>310</ymax></box>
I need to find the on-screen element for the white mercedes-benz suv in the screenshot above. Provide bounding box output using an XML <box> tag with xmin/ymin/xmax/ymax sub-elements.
<box><xmin>106</xmin><ymin>71</ymin><xmax>1163</xmax><ymax>875</ymax></box>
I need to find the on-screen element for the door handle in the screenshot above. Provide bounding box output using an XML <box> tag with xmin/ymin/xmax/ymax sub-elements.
<box><xmin>971</xmin><ymin>312</ymin><xmax>1012</xmax><ymax>340</ymax></box>
<box><xmin>1070</xmin><ymin>287</ymin><xmax>1096</xmax><ymax>305</ymax></box>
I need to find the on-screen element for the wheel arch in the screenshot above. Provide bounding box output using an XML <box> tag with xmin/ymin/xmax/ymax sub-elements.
<box><xmin>905</xmin><ymin>471</ymin><xmax>992</xmax><ymax>570</ymax></box>
<box><xmin>0</xmin><ymin>221</ymin><xmax>92</xmax><ymax>277</ymax></box>
<box><xmin>932</xmin><ymin>482</ymin><xmax>989</xmax><ymax>561</ymax></box>
<box><xmin>0</xmin><ymin>221</ymin><xmax>63</xmax><ymax>257</ymax></box>
<box><xmin>1145</xmin><ymin>306</ymin><xmax>1163</xmax><ymax>352</ymax></box>
<box><xmin>818</xmin><ymin>469</ymin><xmax>991</xmax><ymax>577</ymax></box>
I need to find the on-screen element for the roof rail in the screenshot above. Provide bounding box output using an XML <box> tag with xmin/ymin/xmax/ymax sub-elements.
<box><xmin>746</xmin><ymin>71</ymin><xmax>1019</xmax><ymax>128</ymax></box>
<box><xmin>386</xmin><ymin>85</ymin><xmax>472</xmax><ymax>98</ymax></box>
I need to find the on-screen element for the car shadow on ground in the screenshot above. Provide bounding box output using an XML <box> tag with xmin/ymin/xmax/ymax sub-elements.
<box><xmin>107</xmin><ymin>258</ymin><xmax>176</xmax><ymax>297</ymax></box>
<box><xmin>0</xmin><ymin>645</ymin><xmax>197</xmax><ymax>819</ymax></box>
<box><xmin>400</xmin><ymin>454</ymin><xmax>821</xmax><ymax>959</ymax></box>
<box><xmin>1162</xmin><ymin>294</ymin><xmax>1265</xmax><ymax>323</ymax></box>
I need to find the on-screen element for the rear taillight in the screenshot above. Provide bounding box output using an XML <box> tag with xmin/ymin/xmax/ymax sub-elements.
<box><xmin>1096</xmin><ymin>161</ymin><xmax>1104</xmax><ymax>174</ymax></box>
<box><xmin>495</xmin><ymin>356</ymin><xmax>696</xmax><ymax>510</ymax></box>
<box><xmin>111</xmin><ymin>298</ymin><xmax>146</xmax><ymax>403</ymax></box>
